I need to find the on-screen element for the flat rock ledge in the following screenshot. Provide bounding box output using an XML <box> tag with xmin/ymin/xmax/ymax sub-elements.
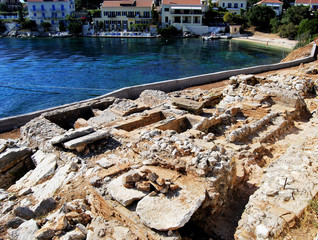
<box><xmin>136</xmin><ymin>189</ymin><xmax>206</xmax><ymax>231</ymax></box>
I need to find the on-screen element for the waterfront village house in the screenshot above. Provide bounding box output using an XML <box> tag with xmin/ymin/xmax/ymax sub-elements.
<box><xmin>295</xmin><ymin>0</ymin><xmax>318</xmax><ymax>11</ymax></box>
<box><xmin>28</xmin><ymin>0</ymin><xmax>75</xmax><ymax>31</ymax></box>
<box><xmin>217</xmin><ymin>0</ymin><xmax>247</xmax><ymax>14</ymax></box>
<box><xmin>161</xmin><ymin>0</ymin><xmax>209</xmax><ymax>35</ymax></box>
<box><xmin>0</xmin><ymin>0</ymin><xmax>20</xmax><ymax>9</ymax></box>
<box><xmin>256</xmin><ymin>0</ymin><xmax>283</xmax><ymax>15</ymax></box>
<box><xmin>94</xmin><ymin>0</ymin><xmax>153</xmax><ymax>31</ymax></box>
<box><xmin>229</xmin><ymin>24</ymin><xmax>240</xmax><ymax>34</ymax></box>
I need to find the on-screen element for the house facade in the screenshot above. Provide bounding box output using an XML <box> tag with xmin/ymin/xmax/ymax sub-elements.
<box><xmin>256</xmin><ymin>0</ymin><xmax>283</xmax><ymax>15</ymax></box>
<box><xmin>161</xmin><ymin>0</ymin><xmax>208</xmax><ymax>34</ymax></box>
<box><xmin>217</xmin><ymin>0</ymin><xmax>247</xmax><ymax>14</ymax></box>
<box><xmin>94</xmin><ymin>0</ymin><xmax>153</xmax><ymax>31</ymax></box>
<box><xmin>295</xmin><ymin>0</ymin><xmax>318</xmax><ymax>11</ymax></box>
<box><xmin>0</xmin><ymin>0</ymin><xmax>20</xmax><ymax>9</ymax></box>
<box><xmin>28</xmin><ymin>0</ymin><xmax>75</xmax><ymax>31</ymax></box>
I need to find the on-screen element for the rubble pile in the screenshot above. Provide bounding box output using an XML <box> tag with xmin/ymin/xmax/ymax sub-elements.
<box><xmin>1</xmin><ymin>60</ymin><xmax>318</xmax><ymax>239</ymax></box>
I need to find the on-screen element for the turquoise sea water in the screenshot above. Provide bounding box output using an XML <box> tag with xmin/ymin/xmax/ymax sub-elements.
<box><xmin>0</xmin><ymin>37</ymin><xmax>288</xmax><ymax>118</ymax></box>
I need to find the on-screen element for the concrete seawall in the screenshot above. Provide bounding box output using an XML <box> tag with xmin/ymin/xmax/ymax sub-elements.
<box><xmin>0</xmin><ymin>43</ymin><xmax>317</xmax><ymax>133</ymax></box>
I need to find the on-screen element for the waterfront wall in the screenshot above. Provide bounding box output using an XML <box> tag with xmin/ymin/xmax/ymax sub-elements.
<box><xmin>0</xmin><ymin>43</ymin><xmax>317</xmax><ymax>133</ymax></box>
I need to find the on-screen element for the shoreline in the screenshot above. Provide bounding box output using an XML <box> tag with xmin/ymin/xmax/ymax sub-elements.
<box><xmin>231</xmin><ymin>35</ymin><xmax>298</xmax><ymax>50</ymax></box>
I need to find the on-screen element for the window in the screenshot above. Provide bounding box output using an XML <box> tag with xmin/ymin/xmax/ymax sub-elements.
<box><xmin>228</xmin><ymin>3</ymin><xmax>232</xmax><ymax>8</ymax></box>
<box><xmin>41</xmin><ymin>5</ymin><xmax>45</xmax><ymax>11</ymax></box>
<box><xmin>135</xmin><ymin>11</ymin><xmax>140</xmax><ymax>17</ymax></box>
<box><xmin>42</xmin><ymin>13</ymin><xmax>45</xmax><ymax>18</ymax></box>
<box><xmin>62</xmin><ymin>12</ymin><xmax>65</xmax><ymax>17</ymax></box>
<box><xmin>241</xmin><ymin>3</ymin><xmax>243</xmax><ymax>7</ymax></box>
<box><xmin>128</xmin><ymin>11</ymin><xmax>134</xmax><ymax>17</ymax></box>
<box><xmin>33</xmin><ymin>13</ymin><xmax>36</xmax><ymax>17</ymax></box>
<box><xmin>144</xmin><ymin>11</ymin><xmax>150</xmax><ymax>18</ymax></box>
<box><xmin>122</xmin><ymin>11</ymin><xmax>127</xmax><ymax>16</ymax></box>
<box><xmin>61</xmin><ymin>5</ymin><xmax>64</xmax><ymax>10</ymax></box>
<box><xmin>32</xmin><ymin>5</ymin><xmax>36</xmax><ymax>11</ymax></box>
<box><xmin>109</xmin><ymin>11</ymin><xmax>116</xmax><ymax>17</ymax></box>
<box><xmin>51</xmin><ymin>20</ymin><xmax>54</xmax><ymax>24</ymax></box>
<box><xmin>164</xmin><ymin>8</ymin><xmax>169</xmax><ymax>12</ymax></box>
<box><xmin>222</xmin><ymin>3</ymin><xmax>225</xmax><ymax>7</ymax></box>
<box><xmin>52</xmin><ymin>4</ymin><xmax>55</xmax><ymax>10</ymax></box>
<box><xmin>174</xmin><ymin>16</ymin><xmax>181</xmax><ymax>23</ymax></box>
<box><xmin>117</xmin><ymin>11</ymin><xmax>121</xmax><ymax>16</ymax></box>
<box><xmin>104</xmin><ymin>11</ymin><xmax>108</xmax><ymax>16</ymax></box>
<box><xmin>165</xmin><ymin>16</ymin><xmax>168</xmax><ymax>23</ymax></box>
<box><xmin>234</xmin><ymin>3</ymin><xmax>238</xmax><ymax>8</ymax></box>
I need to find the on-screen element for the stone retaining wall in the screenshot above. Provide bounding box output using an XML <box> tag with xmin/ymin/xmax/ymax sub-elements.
<box><xmin>0</xmin><ymin>43</ymin><xmax>317</xmax><ymax>133</ymax></box>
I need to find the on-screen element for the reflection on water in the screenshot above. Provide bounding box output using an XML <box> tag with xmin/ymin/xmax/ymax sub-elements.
<box><xmin>0</xmin><ymin>37</ymin><xmax>288</xmax><ymax>118</ymax></box>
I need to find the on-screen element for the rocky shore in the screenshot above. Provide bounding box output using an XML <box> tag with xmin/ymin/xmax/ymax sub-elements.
<box><xmin>0</xmin><ymin>44</ymin><xmax>317</xmax><ymax>239</ymax></box>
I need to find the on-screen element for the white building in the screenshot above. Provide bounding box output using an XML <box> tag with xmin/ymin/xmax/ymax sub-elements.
<box><xmin>256</xmin><ymin>0</ymin><xmax>283</xmax><ymax>15</ymax></box>
<box><xmin>28</xmin><ymin>0</ymin><xmax>75</xmax><ymax>31</ymax></box>
<box><xmin>217</xmin><ymin>0</ymin><xmax>247</xmax><ymax>14</ymax></box>
<box><xmin>295</xmin><ymin>0</ymin><xmax>318</xmax><ymax>11</ymax></box>
<box><xmin>161</xmin><ymin>0</ymin><xmax>208</xmax><ymax>35</ymax></box>
<box><xmin>94</xmin><ymin>0</ymin><xmax>153</xmax><ymax>31</ymax></box>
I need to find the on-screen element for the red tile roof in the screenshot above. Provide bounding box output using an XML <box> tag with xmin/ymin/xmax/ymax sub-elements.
<box><xmin>101</xmin><ymin>0</ymin><xmax>153</xmax><ymax>7</ymax></box>
<box><xmin>162</xmin><ymin>0</ymin><xmax>201</xmax><ymax>5</ymax></box>
<box><xmin>257</xmin><ymin>0</ymin><xmax>283</xmax><ymax>4</ymax></box>
<box><xmin>295</xmin><ymin>0</ymin><xmax>318</xmax><ymax>4</ymax></box>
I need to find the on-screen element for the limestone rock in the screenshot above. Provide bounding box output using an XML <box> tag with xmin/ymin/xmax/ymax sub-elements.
<box><xmin>35</xmin><ymin>228</ymin><xmax>55</xmax><ymax>240</ymax></box>
<box><xmin>63</xmin><ymin>130</ymin><xmax>109</xmax><ymax>150</ymax></box>
<box><xmin>60</xmin><ymin>227</ymin><xmax>86</xmax><ymax>240</ymax></box>
<box><xmin>96</xmin><ymin>158</ymin><xmax>114</xmax><ymax>168</ymax></box>
<box><xmin>14</xmin><ymin>206</ymin><xmax>35</xmax><ymax>220</ymax></box>
<box><xmin>6</xmin><ymin>217</ymin><xmax>25</xmax><ymax>229</ymax></box>
<box><xmin>34</xmin><ymin>197</ymin><xmax>57</xmax><ymax>217</ymax></box>
<box><xmin>107</xmin><ymin>170</ymin><xmax>148</xmax><ymax>206</ymax></box>
<box><xmin>136</xmin><ymin>188</ymin><xmax>206</xmax><ymax>231</ymax></box>
<box><xmin>50</xmin><ymin>126</ymin><xmax>94</xmax><ymax>145</ymax></box>
<box><xmin>10</xmin><ymin>152</ymin><xmax>57</xmax><ymax>191</ymax></box>
<box><xmin>0</xmin><ymin>147</ymin><xmax>32</xmax><ymax>173</ymax></box>
<box><xmin>8</xmin><ymin>219</ymin><xmax>39</xmax><ymax>240</ymax></box>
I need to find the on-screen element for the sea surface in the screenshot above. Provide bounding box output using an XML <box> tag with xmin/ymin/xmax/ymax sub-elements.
<box><xmin>0</xmin><ymin>37</ymin><xmax>289</xmax><ymax>118</ymax></box>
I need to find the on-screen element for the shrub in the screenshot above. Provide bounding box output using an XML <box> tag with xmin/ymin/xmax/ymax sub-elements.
<box><xmin>21</xmin><ymin>20</ymin><xmax>37</xmax><ymax>30</ymax></box>
<box><xmin>157</xmin><ymin>25</ymin><xmax>181</xmax><ymax>38</ymax></box>
<box><xmin>247</xmin><ymin>5</ymin><xmax>276</xmax><ymax>31</ymax></box>
<box><xmin>278</xmin><ymin>22</ymin><xmax>298</xmax><ymax>39</ymax></box>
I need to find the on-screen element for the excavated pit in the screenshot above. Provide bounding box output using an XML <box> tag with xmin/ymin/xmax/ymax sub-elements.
<box><xmin>2</xmin><ymin>56</ymin><xmax>318</xmax><ymax>240</ymax></box>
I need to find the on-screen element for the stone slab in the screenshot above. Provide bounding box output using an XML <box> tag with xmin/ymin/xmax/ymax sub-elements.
<box><xmin>0</xmin><ymin>147</ymin><xmax>32</xmax><ymax>173</ymax></box>
<box><xmin>107</xmin><ymin>170</ymin><xmax>148</xmax><ymax>206</ymax></box>
<box><xmin>63</xmin><ymin>130</ymin><xmax>109</xmax><ymax>150</ymax></box>
<box><xmin>136</xmin><ymin>188</ymin><xmax>206</xmax><ymax>231</ymax></box>
<box><xmin>50</xmin><ymin>126</ymin><xmax>94</xmax><ymax>145</ymax></box>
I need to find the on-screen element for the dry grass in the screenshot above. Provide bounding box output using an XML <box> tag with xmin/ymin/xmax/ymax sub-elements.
<box><xmin>276</xmin><ymin>195</ymin><xmax>318</xmax><ymax>239</ymax></box>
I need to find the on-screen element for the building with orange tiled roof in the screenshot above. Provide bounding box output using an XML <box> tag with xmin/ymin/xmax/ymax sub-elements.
<box><xmin>217</xmin><ymin>0</ymin><xmax>247</xmax><ymax>14</ymax></box>
<box><xmin>94</xmin><ymin>0</ymin><xmax>153</xmax><ymax>30</ymax></box>
<box><xmin>256</xmin><ymin>0</ymin><xmax>283</xmax><ymax>15</ymax></box>
<box><xmin>161</xmin><ymin>0</ymin><xmax>209</xmax><ymax>34</ymax></box>
<box><xmin>295</xmin><ymin>0</ymin><xmax>318</xmax><ymax>11</ymax></box>
<box><xmin>28</xmin><ymin>0</ymin><xmax>75</xmax><ymax>31</ymax></box>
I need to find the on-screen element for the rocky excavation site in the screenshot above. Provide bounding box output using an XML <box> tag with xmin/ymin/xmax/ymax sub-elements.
<box><xmin>0</xmin><ymin>45</ymin><xmax>318</xmax><ymax>240</ymax></box>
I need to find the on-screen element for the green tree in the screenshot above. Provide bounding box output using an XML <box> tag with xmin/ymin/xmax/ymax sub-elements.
<box><xmin>298</xmin><ymin>19</ymin><xmax>318</xmax><ymax>36</ymax></box>
<box><xmin>223</xmin><ymin>12</ymin><xmax>233</xmax><ymax>24</ymax></box>
<box><xmin>0</xmin><ymin>19</ymin><xmax>6</xmax><ymax>33</ymax></box>
<box><xmin>247</xmin><ymin>5</ymin><xmax>276</xmax><ymax>31</ymax></box>
<box><xmin>270</xmin><ymin>17</ymin><xmax>281</xmax><ymax>33</ymax></box>
<box><xmin>203</xmin><ymin>9</ymin><xmax>223</xmax><ymax>25</ymax></box>
<box><xmin>157</xmin><ymin>25</ymin><xmax>181</xmax><ymax>38</ymax></box>
<box><xmin>68</xmin><ymin>19</ymin><xmax>83</xmax><ymax>36</ymax></box>
<box><xmin>281</xmin><ymin>5</ymin><xmax>311</xmax><ymax>25</ymax></box>
<box><xmin>41</xmin><ymin>22</ymin><xmax>51</xmax><ymax>32</ymax></box>
<box><xmin>59</xmin><ymin>20</ymin><xmax>67</xmax><ymax>31</ymax></box>
<box><xmin>21</xmin><ymin>20</ymin><xmax>37</xmax><ymax>30</ymax></box>
<box><xmin>18</xmin><ymin>5</ymin><xmax>25</xmax><ymax>23</ymax></box>
<box><xmin>151</xmin><ymin>6</ymin><xmax>159</xmax><ymax>25</ymax></box>
<box><xmin>278</xmin><ymin>22</ymin><xmax>298</xmax><ymax>39</ymax></box>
